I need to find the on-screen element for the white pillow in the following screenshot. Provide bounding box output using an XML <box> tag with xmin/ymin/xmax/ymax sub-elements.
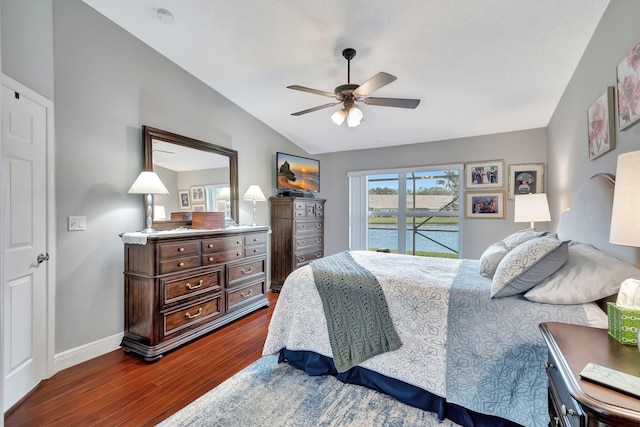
<box><xmin>491</xmin><ymin>236</ymin><xmax>568</xmax><ymax>298</ymax></box>
<box><xmin>479</xmin><ymin>228</ymin><xmax>547</xmax><ymax>278</ymax></box>
<box><xmin>524</xmin><ymin>242</ymin><xmax>640</xmax><ymax>304</ymax></box>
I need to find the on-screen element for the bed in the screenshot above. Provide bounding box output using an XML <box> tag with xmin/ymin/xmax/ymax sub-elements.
<box><xmin>262</xmin><ymin>174</ymin><xmax>640</xmax><ymax>427</ymax></box>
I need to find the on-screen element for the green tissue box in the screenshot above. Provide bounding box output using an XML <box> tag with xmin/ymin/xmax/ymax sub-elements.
<box><xmin>607</xmin><ymin>302</ymin><xmax>640</xmax><ymax>345</ymax></box>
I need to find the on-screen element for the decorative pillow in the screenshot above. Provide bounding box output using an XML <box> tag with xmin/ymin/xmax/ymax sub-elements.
<box><xmin>479</xmin><ymin>241</ymin><xmax>509</xmax><ymax>277</ymax></box>
<box><xmin>524</xmin><ymin>242</ymin><xmax>640</xmax><ymax>304</ymax></box>
<box><xmin>491</xmin><ymin>236</ymin><xmax>568</xmax><ymax>298</ymax></box>
<box><xmin>502</xmin><ymin>228</ymin><xmax>547</xmax><ymax>250</ymax></box>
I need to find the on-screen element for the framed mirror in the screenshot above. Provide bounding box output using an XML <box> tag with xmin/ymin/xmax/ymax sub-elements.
<box><xmin>143</xmin><ymin>125</ymin><xmax>238</xmax><ymax>228</ymax></box>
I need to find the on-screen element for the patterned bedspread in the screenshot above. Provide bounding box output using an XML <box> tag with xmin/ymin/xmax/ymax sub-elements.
<box><xmin>262</xmin><ymin>251</ymin><xmax>594</xmax><ymax>427</ymax></box>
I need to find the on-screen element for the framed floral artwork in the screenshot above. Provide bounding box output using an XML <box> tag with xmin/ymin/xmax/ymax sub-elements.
<box><xmin>464</xmin><ymin>159</ymin><xmax>504</xmax><ymax>189</ymax></box>
<box><xmin>587</xmin><ymin>87</ymin><xmax>616</xmax><ymax>160</ymax></box>
<box><xmin>178</xmin><ymin>189</ymin><xmax>191</xmax><ymax>210</ymax></box>
<box><xmin>190</xmin><ymin>185</ymin><xmax>205</xmax><ymax>203</ymax></box>
<box><xmin>507</xmin><ymin>163</ymin><xmax>544</xmax><ymax>199</ymax></box>
<box><xmin>465</xmin><ymin>191</ymin><xmax>505</xmax><ymax>219</ymax></box>
<box><xmin>616</xmin><ymin>39</ymin><xmax>640</xmax><ymax>130</ymax></box>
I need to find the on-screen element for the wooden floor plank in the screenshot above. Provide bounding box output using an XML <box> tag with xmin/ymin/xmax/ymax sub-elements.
<box><xmin>4</xmin><ymin>292</ymin><xmax>278</xmax><ymax>426</ymax></box>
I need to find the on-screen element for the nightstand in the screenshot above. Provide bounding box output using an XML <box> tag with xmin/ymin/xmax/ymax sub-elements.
<box><xmin>540</xmin><ymin>322</ymin><xmax>640</xmax><ymax>427</ymax></box>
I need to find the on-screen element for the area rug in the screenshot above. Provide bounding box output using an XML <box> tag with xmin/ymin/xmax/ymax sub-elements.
<box><xmin>157</xmin><ymin>355</ymin><xmax>461</xmax><ymax>427</ymax></box>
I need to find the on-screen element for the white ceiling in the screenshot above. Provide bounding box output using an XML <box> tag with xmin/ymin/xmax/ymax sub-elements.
<box><xmin>83</xmin><ymin>0</ymin><xmax>610</xmax><ymax>155</ymax></box>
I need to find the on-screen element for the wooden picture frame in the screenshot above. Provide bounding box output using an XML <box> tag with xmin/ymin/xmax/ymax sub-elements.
<box><xmin>616</xmin><ymin>39</ymin><xmax>640</xmax><ymax>131</ymax></box>
<box><xmin>588</xmin><ymin>87</ymin><xmax>616</xmax><ymax>160</ymax></box>
<box><xmin>192</xmin><ymin>204</ymin><xmax>206</xmax><ymax>212</ymax></box>
<box><xmin>190</xmin><ymin>185</ymin><xmax>205</xmax><ymax>203</ymax></box>
<box><xmin>465</xmin><ymin>191</ymin><xmax>505</xmax><ymax>219</ymax></box>
<box><xmin>178</xmin><ymin>189</ymin><xmax>191</xmax><ymax>210</ymax></box>
<box><xmin>508</xmin><ymin>163</ymin><xmax>544</xmax><ymax>199</ymax></box>
<box><xmin>464</xmin><ymin>160</ymin><xmax>504</xmax><ymax>189</ymax></box>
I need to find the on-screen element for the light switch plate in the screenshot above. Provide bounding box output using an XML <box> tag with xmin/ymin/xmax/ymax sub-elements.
<box><xmin>68</xmin><ymin>216</ymin><xmax>86</xmax><ymax>231</ymax></box>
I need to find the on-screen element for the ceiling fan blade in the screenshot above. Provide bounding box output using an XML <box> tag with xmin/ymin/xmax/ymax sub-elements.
<box><xmin>353</xmin><ymin>72</ymin><xmax>397</xmax><ymax>97</ymax></box>
<box><xmin>291</xmin><ymin>102</ymin><xmax>341</xmax><ymax>116</ymax></box>
<box><xmin>287</xmin><ymin>85</ymin><xmax>336</xmax><ymax>98</ymax></box>
<box><xmin>364</xmin><ymin>97</ymin><xmax>421</xmax><ymax>109</ymax></box>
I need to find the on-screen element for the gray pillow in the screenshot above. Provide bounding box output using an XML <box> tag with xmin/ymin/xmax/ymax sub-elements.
<box><xmin>479</xmin><ymin>241</ymin><xmax>509</xmax><ymax>277</ymax></box>
<box><xmin>491</xmin><ymin>236</ymin><xmax>568</xmax><ymax>298</ymax></box>
<box><xmin>524</xmin><ymin>242</ymin><xmax>640</xmax><ymax>304</ymax></box>
<box><xmin>502</xmin><ymin>228</ymin><xmax>547</xmax><ymax>250</ymax></box>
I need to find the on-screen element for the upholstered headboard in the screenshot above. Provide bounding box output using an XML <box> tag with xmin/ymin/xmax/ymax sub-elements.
<box><xmin>557</xmin><ymin>173</ymin><xmax>640</xmax><ymax>310</ymax></box>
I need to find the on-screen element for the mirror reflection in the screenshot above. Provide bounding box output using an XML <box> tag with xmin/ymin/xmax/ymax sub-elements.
<box><xmin>143</xmin><ymin>126</ymin><xmax>239</xmax><ymax>228</ymax></box>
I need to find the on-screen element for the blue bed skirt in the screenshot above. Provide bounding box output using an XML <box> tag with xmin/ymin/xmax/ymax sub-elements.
<box><xmin>279</xmin><ymin>349</ymin><xmax>522</xmax><ymax>427</ymax></box>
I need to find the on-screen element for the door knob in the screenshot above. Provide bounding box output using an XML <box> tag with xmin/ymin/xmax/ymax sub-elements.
<box><xmin>37</xmin><ymin>253</ymin><xmax>49</xmax><ymax>264</ymax></box>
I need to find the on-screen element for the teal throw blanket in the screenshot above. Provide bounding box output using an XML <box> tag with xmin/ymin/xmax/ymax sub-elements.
<box><xmin>310</xmin><ymin>251</ymin><xmax>402</xmax><ymax>373</ymax></box>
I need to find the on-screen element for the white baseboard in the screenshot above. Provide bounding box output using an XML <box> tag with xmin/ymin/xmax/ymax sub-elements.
<box><xmin>53</xmin><ymin>332</ymin><xmax>124</xmax><ymax>374</ymax></box>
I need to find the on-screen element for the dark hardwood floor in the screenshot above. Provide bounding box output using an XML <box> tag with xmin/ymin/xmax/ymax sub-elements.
<box><xmin>5</xmin><ymin>291</ymin><xmax>279</xmax><ymax>427</ymax></box>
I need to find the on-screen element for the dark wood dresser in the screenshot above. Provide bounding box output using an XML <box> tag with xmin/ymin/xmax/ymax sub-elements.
<box><xmin>540</xmin><ymin>322</ymin><xmax>640</xmax><ymax>427</ymax></box>
<box><xmin>121</xmin><ymin>226</ymin><xmax>270</xmax><ymax>361</ymax></box>
<box><xmin>269</xmin><ymin>196</ymin><xmax>325</xmax><ymax>292</ymax></box>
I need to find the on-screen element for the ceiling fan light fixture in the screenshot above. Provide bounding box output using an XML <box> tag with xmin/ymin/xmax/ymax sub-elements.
<box><xmin>331</xmin><ymin>108</ymin><xmax>346</xmax><ymax>125</ymax></box>
<box><xmin>346</xmin><ymin>104</ymin><xmax>363</xmax><ymax>128</ymax></box>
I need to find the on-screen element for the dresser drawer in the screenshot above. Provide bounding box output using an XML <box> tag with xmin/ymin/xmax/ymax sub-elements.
<box><xmin>158</xmin><ymin>241</ymin><xmax>199</xmax><ymax>260</ymax></box>
<box><xmin>159</xmin><ymin>256</ymin><xmax>200</xmax><ymax>275</ymax></box>
<box><xmin>226</xmin><ymin>281</ymin><xmax>265</xmax><ymax>312</ymax></box>
<box><xmin>163</xmin><ymin>296</ymin><xmax>222</xmax><ymax>336</ymax></box>
<box><xmin>245</xmin><ymin>233</ymin><xmax>267</xmax><ymax>246</ymax></box>
<box><xmin>162</xmin><ymin>269</ymin><xmax>223</xmax><ymax>306</ymax></box>
<box><xmin>228</xmin><ymin>259</ymin><xmax>265</xmax><ymax>287</ymax></box>
<box><xmin>545</xmin><ymin>351</ymin><xmax>585</xmax><ymax>427</ymax></box>
<box><xmin>202</xmin><ymin>249</ymin><xmax>244</xmax><ymax>265</ymax></box>
<box><xmin>202</xmin><ymin>236</ymin><xmax>243</xmax><ymax>253</ymax></box>
<box><xmin>245</xmin><ymin>244</ymin><xmax>266</xmax><ymax>258</ymax></box>
<box><xmin>295</xmin><ymin>249</ymin><xmax>323</xmax><ymax>268</ymax></box>
<box><xmin>295</xmin><ymin>219</ymin><xmax>323</xmax><ymax>236</ymax></box>
<box><xmin>295</xmin><ymin>235</ymin><xmax>323</xmax><ymax>253</ymax></box>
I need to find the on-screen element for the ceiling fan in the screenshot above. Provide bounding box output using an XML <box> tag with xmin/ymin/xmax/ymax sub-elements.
<box><xmin>287</xmin><ymin>48</ymin><xmax>421</xmax><ymax>128</ymax></box>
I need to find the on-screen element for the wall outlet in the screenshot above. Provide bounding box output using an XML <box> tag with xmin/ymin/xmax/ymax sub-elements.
<box><xmin>68</xmin><ymin>216</ymin><xmax>86</xmax><ymax>231</ymax></box>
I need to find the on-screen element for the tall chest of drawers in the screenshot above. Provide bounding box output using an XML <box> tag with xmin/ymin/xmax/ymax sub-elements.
<box><xmin>270</xmin><ymin>196</ymin><xmax>325</xmax><ymax>292</ymax></box>
<box><xmin>121</xmin><ymin>226</ymin><xmax>270</xmax><ymax>361</ymax></box>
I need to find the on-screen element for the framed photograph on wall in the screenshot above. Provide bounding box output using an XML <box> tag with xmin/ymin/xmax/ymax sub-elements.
<box><xmin>178</xmin><ymin>189</ymin><xmax>191</xmax><ymax>210</ymax></box>
<box><xmin>587</xmin><ymin>87</ymin><xmax>616</xmax><ymax>160</ymax></box>
<box><xmin>192</xmin><ymin>204</ymin><xmax>206</xmax><ymax>212</ymax></box>
<box><xmin>508</xmin><ymin>163</ymin><xmax>544</xmax><ymax>199</ymax></box>
<box><xmin>465</xmin><ymin>191</ymin><xmax>505</xmax><ymax>219</ymax></box>
<box><xmin>190</xmin><ymin>185</ymin><xmax>205</xmax><ymax>203</ymax></box>
<box><xmin>616</xmin><ymin>39</ymin><xmax>640</xmax><ymax>131</ymax></box>
<box><xmin>464</xmin><ymin>159</ymin><xmax>504</xmax><ymax>189</ymax></box>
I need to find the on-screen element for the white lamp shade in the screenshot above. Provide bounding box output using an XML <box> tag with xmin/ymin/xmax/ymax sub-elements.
<box><xmin>128</xmin><ymin>171</ymin><xmax>169</xmax><ymax>195</ymax></box>
<box><xmin>153</xmin><ymin>205</ymin><xmax>166</xmax><ymax>220</ymax></box>
<box><xmin>218</xmin><ymin>186</ymin><xmax>231</xmax><ymax>201</ymax></box>
<box><xmin>347</xmin><ymin>105</ymin><xmax>363</xmax><ymax>128</ymax></box>
<box><xmin>243</xmin><ymin>184</ymin><xmax>266</xmax><ymax>201</ymax></box>
<box><xmin>514</xmin><ymin>193</ymin><xmax>551</xmax><ymax>223</ymax></box>
<box><xmin>610</xmin><ymin>150</ymin><xmax>640</xmax><ymax>246</ymax></box>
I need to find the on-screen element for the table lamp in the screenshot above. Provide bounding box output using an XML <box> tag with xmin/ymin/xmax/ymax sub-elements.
<box><xmin>243</xmin><ymin>184</ymin><xmax>266</xmax><ymax>226</ymax></box>
<box><xmin>128</xmin><ymin>171</ymin><xmax>169</xmax><ymax>233</ymax></box>
<box><xmin>514</xmin><ymin>193</ymin><xmax>551</xmax><ymax>229</ymax></box>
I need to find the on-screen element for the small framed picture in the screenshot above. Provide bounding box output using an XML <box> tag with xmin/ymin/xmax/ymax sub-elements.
<box><xmin>507</xmin><ymin>164</ymin><xmax>544</xmax><ymax>199</ymax></box>
<box><xmin>192</xmin><ymin>204</ymin><xmax>206</xmax><ymax>212</ymax></box>
<box><xmin>178</xmin><ymin>189</ymin><xmax>191</xmax><ymax>210</ymax></box>
<box><xmin>190</xmin><ymin>185</ymin><xmax>205</xmax><ymax>203</ymax></box>
<box><xmin>464</xmin><ymin>160</ymin><xmax>504</xmax><ymax>189</ymax></box>
<box><xmin>616</xmin><ymin>39</ymin><xmax>640</xmax><ymax>131</ymax></box>
<box><xmin>465</xmin><ymin>191</ymin><xmax>505</xmax><ymax>219</ymax></box>
<box><xmin>587</xmin><ymin>87</ymin><xmax>616</xmax><ymax>160</ymax></box>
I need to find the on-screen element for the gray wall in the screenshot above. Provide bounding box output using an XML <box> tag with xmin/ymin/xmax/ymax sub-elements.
<box><xmin>547</xmin><ymin>0</ymin><xmax>640</xmax><ymax>228</ymax></box>
<box><xmin>318</xmin><ymin>128</ymin><xmax>548</xmax><ymax>259</ymax></box>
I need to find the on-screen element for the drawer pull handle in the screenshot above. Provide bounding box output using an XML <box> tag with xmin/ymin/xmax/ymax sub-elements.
<box><xmin>560</xmin><ymin>405</ymin><xmax>577</xmax><ymax>417</ymax></box>
<box><xmin>178</xmin><ymin>247</ymin><xmax>185</xmax><ymax>252</ymax></box>
<box><xmin>208</xmin><ymin>243</ymin><xmax>214</xmax><ymax>248</ymax></box>
<box><xmin>315</xmin><ymin>238</ymin><xmax>321</xmax><ymax>243</ymax></box>
<box><xmin>241</xmin><ymin>266</ymin><xmax>254</xmax><ymax>274</ymax></box>
<box><xmin>315</xmin><ymin>252</ymin><xmax>322</xmax><ymax>258</ymax></box>
<box><xmin>186</xmin><ymin>280</ymin><xmax>204</xmax><ymax>290</ymax></box>
<box><xmin>236</xmin><ymin>252</ymin><xmax>242</xmax><ymax>257</ymax></box>
<box><xmin>253</xmin><ymin>238</ymin><xmax>258</xmax><ymax>242</ymax></box>
<box><xmin>544</xmin><ymin>361</ymin><xmax>555</xmax><ymax>369</ymax></box>
<box><xmin>208</xmin><ymin>257</ymin><xmax>214</xmax><ymax>262</ymax></box>
<box><xmin>253</xmin><ymin>248</ymin><xmax>259</xmax><ymax>253</ymax></box>
<box><xmin>185</xmin><ymin>308</ymin><xmax>203</xmax><ymax>319</ymax></box>
<box><xmin>236</xmin><ymin>241</ymin><xmax>241</xmax><ymax>245</ymax></box>
<box><xmin>241</xmin><ymin>289</ymin><xmax>253</xmax><ymax>298</ymax></box>
<box><xmin>299</xmin><ymin>225</ymin><xmax>306</xmax><ymax>229</ymax></box>
<box><xmin>178</xmin><ymin>262</ymin><xmax>185</xmax><ymax>267</ymax></box>
<box><xmin>297</xmin><ymin>256</ymin><xmax>306</xmax><ymax>262</ymax></box>
<box><xmin>298</xmin><ymin>240</ymin><xmax>305</xmax><ymax>246</ymax></box>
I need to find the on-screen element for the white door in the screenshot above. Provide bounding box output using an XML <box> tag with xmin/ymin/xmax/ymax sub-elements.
<box><xmin>2</xmin><ymin>84</ymin><xmax>48</xmax><ymax>410</ymax></box>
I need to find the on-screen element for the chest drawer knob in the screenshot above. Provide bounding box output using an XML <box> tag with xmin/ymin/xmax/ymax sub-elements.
<box><xmin>184</xmin><ymin>307</ymin><xmax>203</xmax><ymax>319</ymax></box>
<box><xmin>208</xmin><ymin>257</ymin><xmax>214</xmax><ymax>262</ymax></box>
<box><xmin>241</xmin><ymin>266</ymin><xmax>254</xmax><ymax>274</ymax></box>
<box><xmin>560</xmin><ymin>405</ymin><xmax>577</xmax><ymax>417</ymax></box>
<box><xmin>315</xmin><ymin>223</ymin><xmax>321</xmax><ymax>229</ymax></box>
<box><xmin>178</xmin><ymin>262</ymin><xmax>185</xmax><ymax>267</ymax></box>
<box><xmin>178</xmin><ymin>247</ymin><xmax>185</xmax><ymax>252</ymax></box>
<box><xmin>186</xmin><ymin>280</ymin><xmax>204</xmax><ymax>290</ymax></box>
<box><xmin>208</xmin><ymin>243</ymin><xmax>214</xmax><ymax>248</ymax></box>
<box><xmin>544</xmin><ymin>361</ymin><xmax>555</xmax><ymax>369</ymax></box>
